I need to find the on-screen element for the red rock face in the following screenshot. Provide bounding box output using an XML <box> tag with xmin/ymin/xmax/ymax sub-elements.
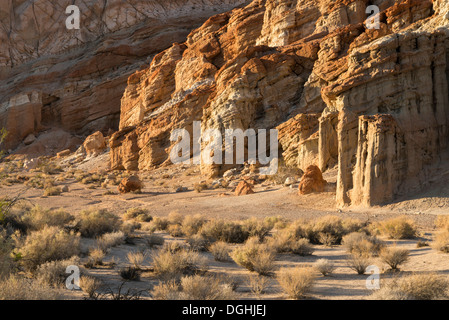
<box><xmin>298</xmin><ymin>165</ymin><xmax>327</xmax><ymax>195</ymax></box>
<box><xmin>0</xmin><ymin>0</ymin><xmax>248</xmax><ymax>152</ymax></box>
<box><xmin>111</xmin><ymin>0</ymin><xmax>449</xmax><ymax>207</ymax></box>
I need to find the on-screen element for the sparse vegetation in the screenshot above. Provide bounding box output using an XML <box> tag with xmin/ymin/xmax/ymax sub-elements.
<box><xmin>379</xmin><ymin>247</ymin><xmax>410</xmax><ymax>271</ymax></box>
<box><xmin>209</xmin><ymin>241</ymin><xmax>232</xmax><ymax>262</ymax></box>
<box><xmin>77</xmin><ymin>209</ymin><xmax>121</xmax><ymax>238</ymax></box>
<box><xmin>376</xmin><ymin>216</ymin><xmax>417</xmax><ymax>239</ymax></box>
<box><xmin>277</xmin><ymin>267</ymin><xmax>316</xmax><ymax>299</ymax></box>
<box><xmin>230</xmin><ymin>238</ymin><xmax>277</xmax><ymax>275</ymax></box>
<box><xmin>314</xmin><ymin>259</ymin><xmax>336</xmax><ymax>276</ymax></box>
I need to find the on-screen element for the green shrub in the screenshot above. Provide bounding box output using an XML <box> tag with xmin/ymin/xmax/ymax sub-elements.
<box><xmin>377</xmin><ymin>217</ymin><xmax>417</xmax><ymax>239</ymax></box>
<box><xmin>230</xmin><ymin>238</ymin><xmax>277</xmax><ymax>275</ymax></box>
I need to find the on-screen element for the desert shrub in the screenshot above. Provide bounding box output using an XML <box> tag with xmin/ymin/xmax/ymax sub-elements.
<box><xmin>371</xmin><ymin>273</ymin><xmax>449</xmax><ymax>300</ymax></box>
<box><xmin>248</xmin><ymin>274</ymin><xmax>270</xmax><ymax>298</ymax></box>
<box><xmin>43</xmin><ymin>186</ymin><xmax>61</xmax><ymax>197</ymax></box>
<box><xmin>152</xmin><ymin>248</ymin><xmax>209</xmax><ymax>281</ymax></box>
<box><xmin>127</xmin><ymin>251</ymin><xmax>145</xmax><ymax>269</ymax></box>
<box><xmin>35</xmin><ymin>256</ymin><xmax>81</xmax><ymax>288</ymax></box>
<box><xmin>152</xmin><ymin>217</ymin><xmax>170</xmax><ymax>231</ymax></box>
<box><xmin>182</xmin><ymin>215</ymin><xmax>205</xmax><ymax>236</ymax></box>
<box><xmin>377</xmin><ymin>216</ymin><xmax>417</xmax><ymax>239</ymax></box>
<box><xmin>0</xmin><ymin>232</ymin><xmax>14</xmax><ymax>279</ymax></box>
<box><xmin>187</xmin><ymin>234</ymin><xmax>210</xmax><ymax>252</ymax></box>
<box><xmin>201</xmin><ymin>220</ymin><xmax>249</xmax><ymax>244</ymax></box>
<box><xmin>193</xmin><ymin>182</ymin><xmax>208</xmax><ymax>193</ymax></box>
<box><xmin>124</xmin><ymin>208</ymin><xmax>152</xmax><ymax>222</ymax></box>
<box><xmin>380</xmin><ymin>247</ymin><xmax>410</xmax><ymax>270</ymax></box>
<box><xmin>87</xmin><ymin>248</ymin><xmax>105</xmax><ymax>267</ymax></box>
<box><xmin>314</xmin><ymin>259</ymin><xmax>336</xmax><ymax>276</ymax></box>
<box><xmin>168</xmin><ymin>224</ymin><xmax>184</xmax><ymax>237</ymax></box>
<box><xmin>168</xmin><ymin>212</ymin><xmax>184</xmax><ymax>225</ymax></box>
<box><xmin>152</xmin><ymin>275</ymin><xmax>235</xmax><ymax>300</ymax></box>
<box><xmin>18</xmin><ymin>226</ymin><xmax>80</xmax><ymax>271</ymax></box>
<box><xmin>268</xmin><ymin>231</ymin><xmax>314</xmax><ymax>256</ymax></box>
<box><xmin>145</xmin><ymin>234</ymin><xmax>165</xmax><ymax>248</ymax></box>
<box><xmin>209</xmin><ymin>241</ymin><xmax>232</xmax><ymax>262</ymax></box>
<box><xmin>77</xmin><ymin>209</ymin><xmax>121</xmax><ymax>238</ymax></box>
<box><xmin>0</xmin><ymin>275</ymin><xmax>62</xmax><ymax>300</ymax></box>
<box><xmin>347</xmin><ymin>253</ymin><xmax>371</xmax><ymax>275</ymax></box>
<box><xmin>121</xmin><ymin>221</ymin><xmax>141</xmax><ymax>235</ymax></box>
<box><xmin>119</xmin><ymin>266</ymin><xmax>140</xmax><ymax>281</ymax></box>
<box><xmin>433</xmin><ymin>230</ymin><xmax>449</xmax><ymax>253</ymax></box>
<box><xmin>230</xmin><ymin>238</ymin><xmax>277</xmax><ymax>275</ymax></box>
<box><xmin>342</xmin><ymin>232</ymin><xmax>384</xmax><ymax>257</ymax></box>
<box><xmin>435</xmin><ymin>216</ymin><xmax>449</xmax><ymax>230</ymax></box>
<box><xmin>309</xmin><ymin>216</ymin><xmax>364</xmax><ymax>245</ymax></box>
<box><xmin>22</xmin><ymin>206</ymin><xmax>74</xmax><ymax>231</ymax></box>
<box><xmin>242</xmin><ymin>218</ymin><xmax>273</xmax><ymax>242</ymax></box>
<box><xmin>97</xmin><ymin>231</ymin><xmax>125</xmax><ymax>251</ymax></box>
<box><xmin>79</xmin><ymin>276</ymin><xmax>102</xmax><ymax>299</ymax></box>
<box><xmin>277</xmin><ymin>267</ymin><xmax>317</xmax><ymax>299</ymax></box>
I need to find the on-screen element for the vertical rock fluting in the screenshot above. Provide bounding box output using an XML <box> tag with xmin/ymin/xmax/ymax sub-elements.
<box><xmin>112</xmin><ymin>0</ymin><xmax>449</xmax><ymax>207</ymax></box>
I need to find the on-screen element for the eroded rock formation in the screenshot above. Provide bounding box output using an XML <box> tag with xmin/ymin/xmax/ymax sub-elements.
<box><xmin>0</xmin><ymin>0</ymin><xmax>248</xmax><ymax>151</ymax></box>
<box><xmin>111</xmin><ymin>0</ymin><xmax>449</xmax><ymax>207</ymax></box>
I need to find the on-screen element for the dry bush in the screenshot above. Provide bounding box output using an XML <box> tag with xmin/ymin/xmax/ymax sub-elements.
<box><xmin>380</xmin><ymin>247</ymin><xmax>410</xmax><ymax>270</ymax></box>
<box><xmin>145</xmin><ymin>234</ymin><xmax>165</xmax><ymax>248</ymax></box>
<box><xmin>18</xmin><ymin>226</ymin><xmax>80</xmax><ymax>271</ymax></box>
<box><xmin>77</xmin><ymin>209</ymin><xmax>121</xmax><ymax>238</ymax></box>
<box><xmin>242</xmin><ymin>218</ymin><xmax>273</xmax><ymax>242</ymax></box>
<box><xmin>127</xmin><ymin>251</ymin><xmax>145</xmax><ymax>269</ymax></box>
<box><xmin>168</xmin><ymin>211</ymin><xmax>184</xmax><ymax>226</ymax></box>
<box><xmin>193</xmin><ymin>182</ymin><xmax>208</xmax><ymax>193</ymax></box>
<box><xmin>119</xmin><ymin>266</ymin><xmax>140</xmax><ymax>281</ymax></box>
<box><xmin>0</xmin><ymin>232</ymin><xmax>14</xmax><ymax>279</ymax></box>
<box><xmin>371</xmin><ymin>273</ymin><xmax>449</xmax><ymax>300</ymax></box>
<box><xmin>43</xmin><ymin>186</ymin><xmax>62</xmax><ymax>197</ymax></box>
<box><xmin>79</xmin><ymin>276</ymin><xmax>103</xmax><ymax>299</ymax></box>
<box><xmin>0</xmin><ymin>275</ymin><xmax>63</xmax><ymax>300</ymax></box>
<box><xmin>347</xmin><ymin>253</ymin><xmax>371</xmax><ymax>275</ymax></box>
<box><xmin>200</xmin><ymin>220</ymin><xmax>249</xmax><ymax>244</ymax></box>
<box><xmin>230</xmin><ymin>238</ymin><xmax>277</xmax><ymax>275</ymax></box>
<box><xmin>97</xmin><ymin>231</ymin><xmax>125</xmax><ymax>251</ymax></box>
<box><xmin>168</xmin><ymin>224</ymin><xmax>184</xmax><ymax>237</ymax></box>
<box><xmin>209</xmin><ymin>241</ymin><xmax>232</xmax><ymax>262</ymax></box>
<box><xmin>152</xmin><ymin>248</ymin><xmax>209</xmax><ymax>282</ymax></box>
<box><xmin>433</xmin><ymin>230</ymin><xmax>449</xmax><ymax>253</ymax></box>
<box><xmin>268</xmin><ymin>231</ymin><xmax>314</xmax><ymax>256</ymax></box>
<box><xmin>436</xmin><ymin>216</ymin><xmax>449</xmax><ymax>230</ymax></box>
<box><xmin>22</xmin><ymin>206</ymin><xmax>74</xmax><ymax>231</ymax></box>
<box><xmin>152</xmin><ymin>217</ymin><xmax>170</xmax><ymax>231</ymax></box>
<box><xmin>182</xmin><ymin>215</ymin><xmax>205</xmax><ymax>236</ymax></box>
<box><xmin>35</xmin><ymin>256</ymin><xmax>81</xmax><ymax>288</ymax></box>
<box><xmin>248</xmin><ymin>274</ymin><xmax>270</xmax><ymax>298</ymax></box>
<box><xmin>277</xmin><ymin>267</ymin><xmax>317</xmax><ymax>299</ymax></box>
<box><xmin>152</xmin><ymin>275</ymin><xmax>235</xmax><ymax>300</ymax></box>
<box><xmin>314</xmin><ymin>259</ymin><xmax>336</xmax><ymax>276</ymax></box>
<box><xmin>87</xmin><ymin>248</ymin><xmax>105</xmax><ymax>267</ymax></box>
<box><xmin>187</xmin><ymin>234</ymin><xmax>210</xmax><ymax>252</ymax></box>
<box><xmin>342</xmin><ymin>232</ymin><xmax>384</xmax><ymax>257</ymax></box>
<box><xmin>377</xmin><ymin>216</ymin><xmax>417</xmax><ymax>239</ymax></box>
<box><xmin>124</xmin><ymin>208</ymin><xmax>152</xmax><ymax>222</ymax></box>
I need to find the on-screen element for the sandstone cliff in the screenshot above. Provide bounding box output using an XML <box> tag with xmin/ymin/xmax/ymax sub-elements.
<box><xmin>110</xmin><ymin>0</ymin><xmax>449</xmax><ymax>207</ymax></box>
<box><xmin>0</xmin><ymin>0</ymin><xmax>248</xmax><ymax>151</ymax></box>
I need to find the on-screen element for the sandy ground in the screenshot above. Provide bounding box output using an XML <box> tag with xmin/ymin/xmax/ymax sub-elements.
<box><xmin>1</xmin><ymin>153</ymin><xmax>449</xmax><ymax>300</ymax></box>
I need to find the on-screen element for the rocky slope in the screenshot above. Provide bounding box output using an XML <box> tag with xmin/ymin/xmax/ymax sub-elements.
<box><xmin>0</xmin><ymin>0</ymin><xmax>248</xmax><ymax>151</ymax></box>
<box><xmin>110</xmin><ymin>0</ymin><xmax>449</xmax><ymax>207</ymax></box>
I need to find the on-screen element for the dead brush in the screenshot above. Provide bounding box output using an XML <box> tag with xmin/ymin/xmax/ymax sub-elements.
<box><xmin>230</xmin><ymin>237</ymin><xmax>277</xmax><ymax>276</ymax></box>
<box><xmin>379</xmin><ymin>246</ymin><xmax>410</xmax><ymax>271</ymax></box>
<box><xmin>277</xmin><ymin>267</ymin><xmax>317</xmax><ymax>299</ymax></box>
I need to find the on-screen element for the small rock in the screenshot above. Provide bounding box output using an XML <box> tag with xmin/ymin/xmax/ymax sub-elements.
<box><xmin>23</xmin><ymin>158</ymin><xmax>40</xmax><ymax>171</ymax></box>
<box><xmin>57</xmin><ymin>149</ymin><xmax>71</xmax><ymax>158</ymax></box>
<box><xmin>61</xmin><ymin>185</ymin><xmax>69</xmax><ymax>193</ymax></box>
<box><xmin>176</xmin><ymin>186</ymin><xmax>188</xmax><ymax>193</ymax></box>
<box><xmin>284</xmin><ymin>177</ymin><xmax>296</xmax><ymax>186</ymax></box>
<box><xmin>223</xmin><ymin>168</ymin><xmax>237</xmax><ymax>178</ymax></box>
<box><xmin>24</xmin><ymin>134</ymin><xmax>36</xmax><ymax>145</ymax></box>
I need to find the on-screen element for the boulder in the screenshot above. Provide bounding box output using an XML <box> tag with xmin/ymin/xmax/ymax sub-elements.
<box><xmin>298</xmin><ymin>165</ymin><xmax>327</xmax><ymax>195</ymax></box>
<box><xmin>83</xmin><ymin>131</ymin><xmax>107</xmax><ymax>157</ymax></box>
<box><xmin>235</xmin><ymin>180</ymin><xmax>255</xmax><ymax>196</ymax></box>
<box><xmin>118</xmin><ymin>175</ymin><xmax>143</xmax><ymax>194</ymax></box>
